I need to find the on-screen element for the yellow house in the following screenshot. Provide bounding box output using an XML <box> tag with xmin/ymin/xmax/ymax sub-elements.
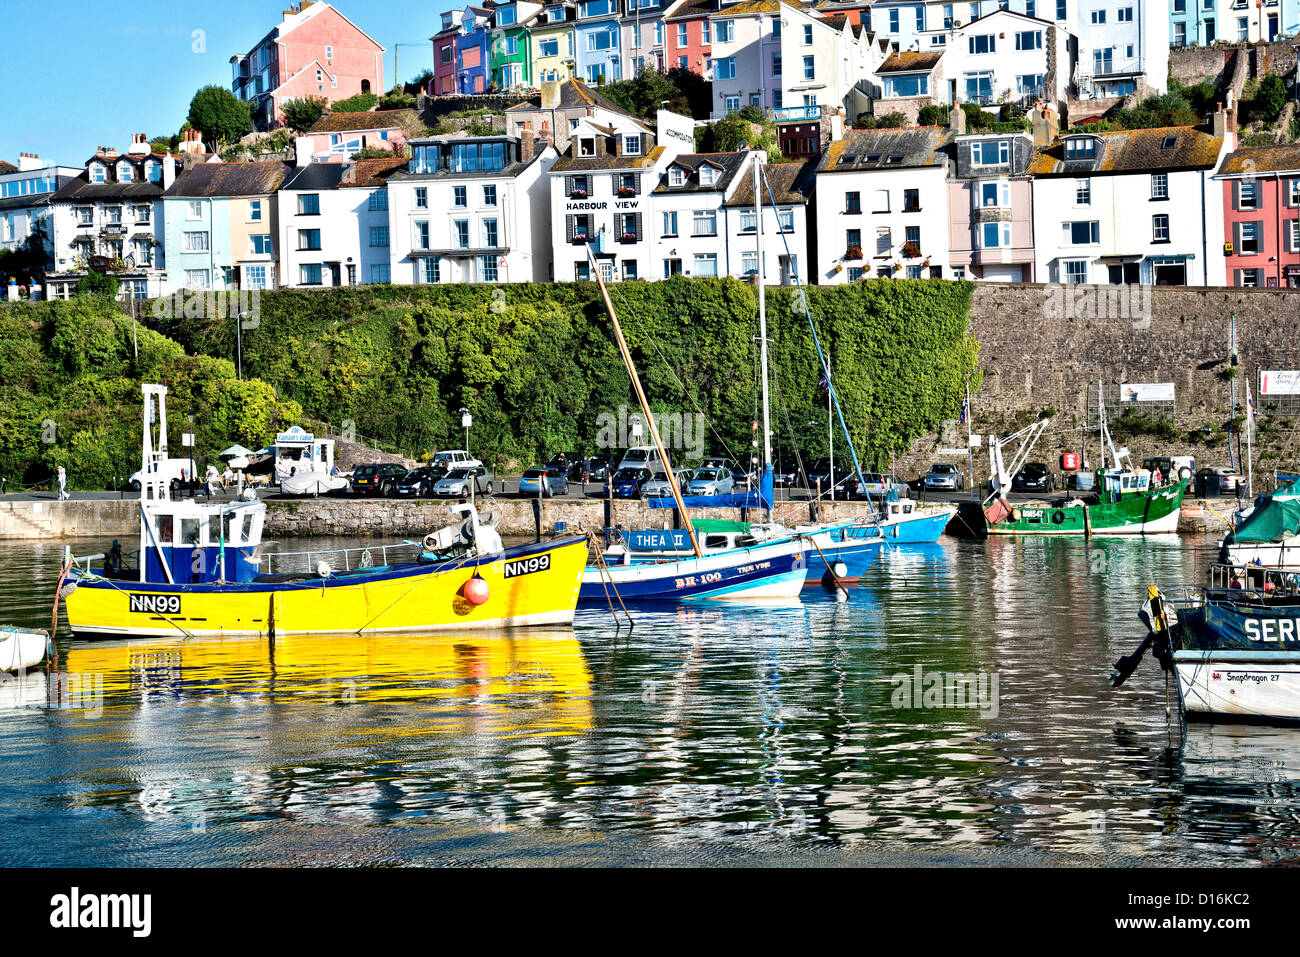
<box><xmin>530</xmin><ymin>8</ymin><xmax>576</xmax><ymax>84</ymax></box>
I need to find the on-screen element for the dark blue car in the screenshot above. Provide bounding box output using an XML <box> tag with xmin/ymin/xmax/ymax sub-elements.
<box><xmin>608</xmin><ymin>467</ymin><xmax>651</xmax><ymax>499</ymax></box>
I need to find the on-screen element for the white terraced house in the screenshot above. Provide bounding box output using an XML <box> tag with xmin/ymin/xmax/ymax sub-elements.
<box><xmin>1029</xmin><ymin>112</ymin><xmax>1234</xmax><ymax>286</ymax></box>
<box><xmin>548</xmin><ymin>109</ymin><xmax>693</xmax><ymax>282</ymax></box>
<box><xmin>278</xmin><ymin>148</ymin><xmax>408</xmax><ymax>288</ymax></box>
<box><xmin>813</xmin><ymin>126</ymin><xmax>951</xmax><ymax>284</ymax></box>
<box><xmin>923</xmin><ymin>9</ymin><xmax>1074</xmax><ymax>110</ymax></box>
<box><xmin>388</xmin><ymin>134</ymin><xmax>557</xmax><ymax>285</ymax></box>
<box><xmin>0</xmin><ymin>154</ymin><xmax>80</xmax><ymax>263</ymax></box>
<box><xmin>708</xmin><ymin>0</ymin><xmax>873</xmax><ymax>121</ymax></box>
<box><xmin>45</xmin><ymin>136</ymin><xmax>175</xmax><ymax>300</ymax></box>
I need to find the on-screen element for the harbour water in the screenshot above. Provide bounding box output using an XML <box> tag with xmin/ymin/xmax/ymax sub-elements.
<box><xmin>3</xmin><ymin>532</ymin><xmax>1299</xmax><ymax>867</ymax></box>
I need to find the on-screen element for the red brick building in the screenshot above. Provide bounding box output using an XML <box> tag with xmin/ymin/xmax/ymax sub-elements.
<box><xmin>230</xmin><ymin>1</ymin><xmax>385</xmax><ymax>129</ymax></box>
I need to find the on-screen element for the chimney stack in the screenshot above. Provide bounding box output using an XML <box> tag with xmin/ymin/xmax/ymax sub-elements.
<box><xmin>541</xmin><ymin>79</ymin><xmax>561</xmax><ymax>110</ymax></box>
<box><xmin>163</xmin><ymin>154</ymin><xmax>177</xmax><ymax>188</ymax></box>
<box><xmin>17</xmin><ymin>152</ymin><xmax>41</xmax><ymax>172</ymax></box>
<box><xmin>949</xmin><ymin>104</ymin><xmax>966</xmax><ymax>135</ymax></box>
<box><xmin>519</xmin><ymin>134</ymin><xmax>535</xmax><ymax>163</ymax></box>
<box><xmin>128</xmin><ymin>133</ymin><xmax>150</xmax><ymax>155</ymax></box>
<box><xmin>1031</xmin><ymin>103</ymin><xmax>1058</xmax><ymax>148</ymax></box>
<box><xmin>294</xmin><ymin>136</ymin><xmax>313</xmax><ymax>167</ymax></box>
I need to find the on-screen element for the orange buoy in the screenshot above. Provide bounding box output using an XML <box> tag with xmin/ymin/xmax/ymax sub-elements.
<box><xmin>463</xmin><ymin>575</ymin><xmax>490</xmax><ymax>605</ymax></box>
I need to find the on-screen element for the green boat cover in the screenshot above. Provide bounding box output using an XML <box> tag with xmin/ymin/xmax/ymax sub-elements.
<box><xmin>689</xmin><ymin>519</ymin><xmax>752</xmax><ymax>534</ymax></box>
<box><xmin>1231</xmin><ymin>483</ymin><xmax>1300</xmax><ymax>543</ymax></box>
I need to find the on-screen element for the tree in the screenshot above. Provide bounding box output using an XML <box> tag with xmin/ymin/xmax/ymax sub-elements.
<box><xmin>378</xmin><ymin>86</ymin><xmax>416</xmax><ymax>110</ymax></box>
<box><xmin>282</xmin><ymin>96</ymin><xmax>329</xmax><ymax>132</ymax></box>
<box><xmin>187</xmin><ymin>85</ymin><xmax>254</xmax><ymax>147</ymax></box>
<box><xmin>600</xmin><ymin>68</ymin><xmax>713</xmax><ymax>120</ymax></box>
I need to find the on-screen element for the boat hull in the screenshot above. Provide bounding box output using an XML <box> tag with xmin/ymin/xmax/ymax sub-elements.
<box><xmin>0</xmin><ymin>630</ymin><xmax>48</xmax><ymax>672</ymax></box>
<box><xmin>987</xmin><ymin>482</ymin><xmax>1185</xmax><ymax>536</ymax></box>
<box><xmin>878</xmin><ymin>507</ymin><xmax>955</xmax><ymax>543</ymax></box>
<box><xmin>799</xmin><ymin>525</ymin><xmax>883</xmax><ymax>583</ymax></box>
<box><xmin>581</xmin><ymin>540</ymin><xmax>807</xmax><ymax>602</ymax></box>
<box><xmin>1222</xmin><ymin>541</ymin><xmax>1300</xmax><ymax>570</ymax></box>
<box><xmin>1175</xmin><ymin>650</ymin><xmax>1300</xmax><ymax>722</ymax></box>
<box><xmin>63</xmin><ymin>537</ymin><xmax>588</xmax><ymax>639</ymax></box>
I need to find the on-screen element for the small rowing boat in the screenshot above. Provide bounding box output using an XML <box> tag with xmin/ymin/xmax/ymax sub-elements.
<box><xmin>0</xmin><ymin>626</ymin><xmax>49</xmax><ymax>673</ymax></box>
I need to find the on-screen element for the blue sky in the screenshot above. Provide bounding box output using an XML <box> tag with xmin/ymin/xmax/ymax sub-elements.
<box><xmin>0</xmin><ymin>0</ymin><xmax>436</xmax><ymax>166</ymax></box>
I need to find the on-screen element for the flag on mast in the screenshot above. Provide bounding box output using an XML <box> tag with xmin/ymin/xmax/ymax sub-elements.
<box><xmin>1246</xmin><ymin>379</ymin><xmax>1256</xmax><ymax>440</ymax></box>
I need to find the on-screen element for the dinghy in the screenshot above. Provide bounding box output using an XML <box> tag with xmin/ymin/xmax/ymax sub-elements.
<box><xmin>0</xmin><ymin>626</ymin><xmax>49</xmax><ymax>673</ymax></box>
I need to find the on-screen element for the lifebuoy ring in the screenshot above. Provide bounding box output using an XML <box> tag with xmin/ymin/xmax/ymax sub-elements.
<box><xmin>1010</xmin><ymin>508</ymin><xmax>1020</xmax><ymax>522</ymax></box>
<box><xmin>1052</xmin><ymin>510</ymin><xmax>1065</xmax><ymax>524</ymax></box>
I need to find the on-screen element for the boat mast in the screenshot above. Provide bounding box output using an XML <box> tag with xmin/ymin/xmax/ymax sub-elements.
<box><xmin>753</xmin><ymin>152</ymin><xmax>773</xmax><ymax>519</ymax></box>
<box><xmin>1228</xmin><ymin>313</ymin><xmax>1237</xmax><ymax>471</ymax></box>
<box><xmin>585</xmin><ymin>245</ymin><xmax>702</xmax><ymax>558</ymax></box>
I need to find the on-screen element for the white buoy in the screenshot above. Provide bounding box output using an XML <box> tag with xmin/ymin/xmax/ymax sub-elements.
<box><xmin>832</xmin><ymin>561</ymin><xmax>849</xmax><ymax>579</ymax></box>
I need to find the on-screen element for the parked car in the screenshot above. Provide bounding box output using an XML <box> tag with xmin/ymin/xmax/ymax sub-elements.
<box><xmin>547</xmin><ymin>452</ymin><xmax>581</xmax><ymax>478</ymax></box>
<box><xmin>575</xmin><ymin>454</ymin><xmax>612</xmax><ymax>482</ymax></box>
<box><xmin>394</xmin><ymin>466</ymin><xmax>442</xmax><ymax>498</ymax></box>
<box><xmin>432</xmin><ymin>466</ymin><xmax>493</xmax><ymax>498</ymax></box>
<box><xmin>1195</xmin><ymin>466</ymin><xmax>1245</xmax><ymax>497</ymax></box>
<box><xmin>618</xmin><ymin>447</ymin><xmax>664</xmax><ymax>473</ymax></box>
<box><xmin>519</xmin><ymin>466</ymin><xmax>568</xmax><ymax>497</ymax></box>
<box><xmin>430</xmin><ymin>449</ymin><xmax>483</xmax><ymax>472</ymax></box>
<box><xmin>853</xmin><ymin>472</ymin><xmax>898</xmax><ymax>500</ymax></box>
<box><xmin>687</xmin><ymin>467</ymin><xmax>735</xmax><ymax>496</ymax></box>
<box><xmin>608</xmin><ymin>467</ymin><xmax>652</xmax><ymax>498</ymax></box>
<box><xmin>923</xmin><ymin>462</ymin><xmax>965</xmax><ymax>492</ymax></box>
<box><xmin>351</xmin><ymin>463</ymin><xmax>407</xmax><ymax>497</ymax></box>
<box><xmin>806</xmin><ymin>458</ymin><xmax>851</xmax><ymax>498</ymax></box>
<box><xmin>1012</xmin><ymin>462</ymin><xmax>1055</xmax><ymax>493</ymax></box>
<box><xmin>128</xmin><ymin>455</ymin><xmax>198</xmax><ymax>493</ymax></box>
<box><xmin>641</xmin><ymin>468</ymin><xmax>693</xmax><ymax>498</ymax></box>
<box><xmin>772</xmin><ymin>466</ymin><xmax>799</xmax><ymax>487</ymax></box>
<box><xmin>1143</xmin><ymin>456</ymin><xmax>1195</xmax><ymax>482</ymax></box>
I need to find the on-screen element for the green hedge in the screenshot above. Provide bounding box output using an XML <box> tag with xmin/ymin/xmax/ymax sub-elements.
<box><xmin>147</xmin><ymin>278</ymin><xmax>980</xmax><ymax>472</ymax></box>
<box><xmin>0</xmin><ymin>297</ymin><xmax>302</xmax><ymax>489</ymax></box>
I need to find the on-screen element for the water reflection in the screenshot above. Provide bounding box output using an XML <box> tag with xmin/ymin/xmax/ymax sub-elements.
<box><xmin>1</xmin><ymin>532</ymin><xmax>1299</xmax><ymax>864</ymax></box>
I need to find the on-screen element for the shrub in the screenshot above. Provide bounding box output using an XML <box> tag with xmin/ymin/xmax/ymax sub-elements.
<box><xmin>281</xmin><ymin>96</ymin><xmax>329</xmax><ymax>132</ymax></box>
<box><xmin>917</xmin><ymin>104</ymin><xmax>950</xmax><ymax>126</ymax></box>
<box><xmin>332</xmin><ymin>92</ymin><xmax>379</xmax><ymax>113</ymax></box>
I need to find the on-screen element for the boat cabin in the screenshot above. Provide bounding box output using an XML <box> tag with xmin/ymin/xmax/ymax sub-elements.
<box><xmin>273</xmin><ymin>426</ymin><xmax>335</xmax><ymax>482</ymax></box>
<box><xmin>1100</xmin><ymin>468</ymin><xmax>1151</xmax><ymax>501</ymax></box>
<box><xmin>128</xmin><ymin>499</ymin><xmax>266</xmax><ymax>584</ymax></box>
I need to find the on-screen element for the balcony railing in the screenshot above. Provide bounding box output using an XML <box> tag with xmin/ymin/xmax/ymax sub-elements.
<box><xmin>772</xmin><ymin>106</ymin><xmax>821</xmax><ymax>122</ymax></box>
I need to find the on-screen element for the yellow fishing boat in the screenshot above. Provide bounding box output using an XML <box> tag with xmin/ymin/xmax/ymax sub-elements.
<box><xmin>61</xmin><ymin>384</ymin><xmax>586</xmax><ymax>639</ymax></box>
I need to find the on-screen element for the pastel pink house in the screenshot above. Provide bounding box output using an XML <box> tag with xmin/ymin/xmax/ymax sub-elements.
<box><xmin>231</xmin><ymin>1</ymin><xmax>385</xmax><ymax>129</ymax></box>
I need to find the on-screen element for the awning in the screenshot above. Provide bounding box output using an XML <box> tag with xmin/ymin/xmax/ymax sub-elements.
<box><xmin>1098</xmin><ymin>254</ymin><xmax>1143</xmax><ymax>262</ymax></box>
<box><xmin>1149</xmin><ymin>254</ymin><xmax>1195</xmax><ymax>263</ymax></box>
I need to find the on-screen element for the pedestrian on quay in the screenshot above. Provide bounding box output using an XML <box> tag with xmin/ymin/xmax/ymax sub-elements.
<box><xmin>56</xmin><ymin>465</ymin><xmax>68</xmax><ymax>501</ymax></box>
<box><xmin>204</xmin><ymin>463</ymin><xmax>219</xmax><ymax>498</ymax></box>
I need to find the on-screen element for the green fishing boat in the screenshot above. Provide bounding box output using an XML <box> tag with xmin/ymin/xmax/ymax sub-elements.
<box><xmin>985</xmin><ymin>471</ymin><xmax>1186</xmax><ymax>536</ymax></box>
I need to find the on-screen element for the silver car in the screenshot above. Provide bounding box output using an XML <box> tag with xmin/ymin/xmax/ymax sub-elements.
<box><xmin>686</xmin><ymin>467</ymin><xmax>734</xmax><ymax>496</ymax></box>
<box><xmin>641</xmin><ymin>468</ymin><xmax>693</xmax><ymax>498</ymax></box>
<box><xmin>432</xmin><ymin>466</ymin><xmax>493</xmax><ymax>497</ymax></box>
<box><xmin>923</xmin><ymin>463</ymin><xmax>964</xmax><ymax>491</ymax></box>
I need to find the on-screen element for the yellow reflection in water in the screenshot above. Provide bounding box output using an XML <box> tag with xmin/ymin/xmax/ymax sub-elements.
<box><xmin>59</xmin><ymin>629</ymin><xmax>594</xmax><ymax>737</ymax></box>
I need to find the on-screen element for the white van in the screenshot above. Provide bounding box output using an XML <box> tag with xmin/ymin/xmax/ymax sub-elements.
<box><xmin>128</xmin><ymin>456</ymin><xmax>198</xmax><ymax>492</ymax></box>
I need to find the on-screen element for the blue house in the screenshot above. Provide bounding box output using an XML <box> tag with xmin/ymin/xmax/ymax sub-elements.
<box><xmin>457</xmin><ymin>5</ymin><xmax>494</xmax><ymax>93</ymax></box>
<box><xmin>1169</xmin><ymin>0</ymin><xmax>1297</xmax><ymax>46</ymax></box>
<box><xmin>575</xmin><ymin>0</ymin><xmax>622</xmax><ymax>85</ymax></box>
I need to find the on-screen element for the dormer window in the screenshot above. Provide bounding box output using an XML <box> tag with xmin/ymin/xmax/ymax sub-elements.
<box><xmin>118</xmin><ymin>162</ymin><xmax>134</xmax><ymax>182</ymax></box>
<box><xmin>668</xmin><ymin>166</ymin><xmax>685</xmax><ymax>187</ymax></box>
<box><xmin>89</xmin><ymin>164</ymin><xmax>106</xmax><ymax>184</ymax></box>
<box><xmin>699</xmin><ymin>165</ymin><xmax>716</xmax><ymax>186</ymax></box>
<box><xmin>145</xmin><ymin>161</ymin><xmax>162</xmax><ymax>183</ymax></box>
<box><xmin>623</xmin><ymin>135</ymin><xmax>641</xmax><ymax>156</ymax></box>
<box><xmin>1064</xmin><ymin>136</ymin><xmax>1098</xmax><ymax>159</ymax></box>
<box><xmin>578</xmin><ymin>137</ymin><xmax>596</xmax><ymax>156</ymax></box>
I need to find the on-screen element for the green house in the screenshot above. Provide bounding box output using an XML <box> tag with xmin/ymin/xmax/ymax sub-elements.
<box><xmin>490</xmin><ymin>2</ymin><xmax>541</xmax><ymax>90</ymax></box>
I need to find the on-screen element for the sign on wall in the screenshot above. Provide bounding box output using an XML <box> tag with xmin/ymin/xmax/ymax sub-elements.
<box><xmin>1119</xmin><ymin>382</ymin><xmax>1175</xmax><ymax>403</ymax></box>
<box><xmin>1260</xmin><ymin>370</ymin><xmax>1300</xmax><ymax>396</ymax></box>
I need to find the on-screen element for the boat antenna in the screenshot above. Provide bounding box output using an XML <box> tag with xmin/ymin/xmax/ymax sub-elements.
<box><xmin>757</xmin><ymin>163</ymin><xmax>875</xmax><ymax>519</ymax></box>
<box><xmin>584</xmin><ymin>244</ymin><xmax>702</xmax><ymax>558</ymax></box>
